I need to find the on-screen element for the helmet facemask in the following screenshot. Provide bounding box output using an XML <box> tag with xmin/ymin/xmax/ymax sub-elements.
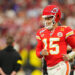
<box><xmin>43</xmin><ymin>15</ymin><xmax>56</xmax><ymax>30</ymax></box>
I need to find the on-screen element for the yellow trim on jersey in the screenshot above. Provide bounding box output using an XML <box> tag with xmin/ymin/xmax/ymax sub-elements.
<box><xmin>17</xmin><ymin>60</ymin><xmax>22</xmax><ymax>65</ymax></box>
<box><xmin>36</xmin><ymin>36</ymin><xmax>41</xmax><ymax>40</ymax></box>
<box><xmin>66</xmin><ymin>31</ymin><xmax>74</xmax><ymax>38</ymax></box>
<box><xmin>61</xmin><ymin>26</ymin><xmax>67</xmax><ymax>28</ymax></box>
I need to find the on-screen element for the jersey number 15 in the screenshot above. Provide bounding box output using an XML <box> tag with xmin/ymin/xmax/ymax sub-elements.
<box><xmin>43</xmin><ymin>38</ymin><xmax>60</xmax><ymax>55</ymax></box>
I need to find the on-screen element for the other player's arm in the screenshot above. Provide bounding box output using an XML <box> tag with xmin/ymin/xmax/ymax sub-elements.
<box><xmin>11</xmin><ymin>53</ymin><xmax>22</xmax><ymax>75</ymax></box>
<box><xmin>0</xmin><ymin>67</ymin><xmax>6</xmax><ymax>75</ymax></box>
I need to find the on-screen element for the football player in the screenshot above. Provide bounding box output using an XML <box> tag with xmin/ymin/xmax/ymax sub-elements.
<box><xmin>36</xmin><ymin>5</ymin><xmax>75</xmax><ymax>75</ymax></box>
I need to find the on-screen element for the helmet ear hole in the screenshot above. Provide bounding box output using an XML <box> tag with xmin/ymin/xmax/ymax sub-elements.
<box><xmin>55</xmin><ymin>15</ymin><xmax>60</xmax><ymax>22</ymax></box>
<box><xmin>57</xmin><ymin>15</ymin><xmax>59</xmax><ymax>18</ymax></box>
<box><xmin>57</xmin><ymin>15</ymin><xmax>60</xmax><ymax>19</ymax></box>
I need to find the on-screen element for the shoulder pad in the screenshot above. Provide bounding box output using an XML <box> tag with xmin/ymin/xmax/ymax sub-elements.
<box><xmin>39</xmin><ymin>28</ymin><xmax>46</xmax><ymax>34</ymax></box>
<box><xmin>61</xmin><ymin>26</ymin><xmax>67</xmax><ymax>28</ymax></box>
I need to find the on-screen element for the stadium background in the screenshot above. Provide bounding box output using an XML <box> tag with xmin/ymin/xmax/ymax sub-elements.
<box><xmin>0</xmin><ymin>0</ymin><xmax>75</xmax><ymax>75</ymax></box>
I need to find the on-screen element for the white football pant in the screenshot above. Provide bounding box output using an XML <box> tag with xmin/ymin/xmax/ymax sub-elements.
<box><xmin>47</xmin><ymin>61</ymin><xmax>71</xmax><ymax>75</ymax></box>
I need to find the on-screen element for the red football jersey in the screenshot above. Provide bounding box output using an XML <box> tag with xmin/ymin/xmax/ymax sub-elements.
<box><xmin>66</xmin><ymin>29</ymin><xmax>75</xmax><ymax>48</ymax></box>
<box><xmin>36</xmin><ymin>26</ymin><xmax>74</xmax><ymax>67</ymax></box>
<box><xmin>74</xmin><ymin>29</ymin><xmax>75</xmax><ymax>33</ymax></box>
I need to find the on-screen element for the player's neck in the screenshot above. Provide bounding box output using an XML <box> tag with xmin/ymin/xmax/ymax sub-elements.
<box><xmin>48</xmin><ymin>23</ymin><xmax>58</xmax><ymax>31</ymax></box>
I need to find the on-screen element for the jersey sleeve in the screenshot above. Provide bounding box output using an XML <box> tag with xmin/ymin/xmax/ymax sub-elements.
<box><xmin>66</xmin><ymin>28</ymin><xmax>75</xmax><ymax>49</ymax></box>
<box><xmin>66</xmin><ymin>35</ymin><xmax>75</xmax><ymax>49</ymax></box>
<box><xmin>36</xmin><ymin>30</ymin><xmax>43</xmax><ymax>58</ymax></box>
<box><xmin>13</xmin><ymin>52</ymin><xmax>22</xmax><ymax>72</ymax></box>
<box><xmin>65</xmin><ymin>26</ymin><xmax>74</xmax><ymax>39</ymax></box>
<box><xmin>36</xmin><ymin>30</ymin><xmax>42</xmax><ymax>41</ymax></box>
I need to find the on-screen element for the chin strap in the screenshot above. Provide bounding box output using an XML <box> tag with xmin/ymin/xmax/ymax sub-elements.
<box><xmin>44</xmin><ymin>23</ymin><xmax>53</xmax><ymax>29</ymax></box>
<box><xmin>52</xmin><ymin>19</ymin><xmax>56</xmax><ymax>24</ymax></box>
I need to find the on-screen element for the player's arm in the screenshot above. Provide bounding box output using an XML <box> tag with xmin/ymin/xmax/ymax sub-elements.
<box><xmin>66</xmin><ymin>35</ymin><xmax>75</xmax><ymax>60</ymax></box>
<box><xmin>0</xmin><ymin>67</ymin><xmax>6</xmax><ymax>75</ymax></box>
<box><xmin>63</xmin><ymin>27</ymin><xmax>75</xmax><ymax>61</ymax></box>
<box><xmin>36</xmin><ymin>37</ymin><xmax>43</xmax><ymax>58</ymax></box>
<box><xmin>10</xmin><ymin>71</ymin><xmax>16</xmax><ymax>75</ymax></box>
<box><xmin>36</xmin><ymin>39</ymin><xmax>49</xmax><ymax>58</ymax></box>
<box><xmin>11</xmin><ymin>53</ymin><xmax>22</xmax><ymax>75</ymax></box>
<box><xmin>36</xmin><ymin>30</ymin><xmax>49</xmax><ymax>58</ymax></box>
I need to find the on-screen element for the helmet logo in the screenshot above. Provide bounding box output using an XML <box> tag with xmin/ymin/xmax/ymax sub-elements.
<box><xmin>51</xmin><ymin>8</ymin><xmax>58</xmax><ymax>13</ymax></box>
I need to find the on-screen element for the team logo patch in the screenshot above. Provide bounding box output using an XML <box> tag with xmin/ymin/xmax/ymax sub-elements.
<box><xmin>57</xmin><ymin>32</ymin><xmax>63</xmax><ymax>37</ymax></box>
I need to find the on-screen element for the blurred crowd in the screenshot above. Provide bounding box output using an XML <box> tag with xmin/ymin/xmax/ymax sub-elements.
<box><xmin>0</xmin><ymin>0</ymin><xmax>75</xmax><ymax>75</ymax></box>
